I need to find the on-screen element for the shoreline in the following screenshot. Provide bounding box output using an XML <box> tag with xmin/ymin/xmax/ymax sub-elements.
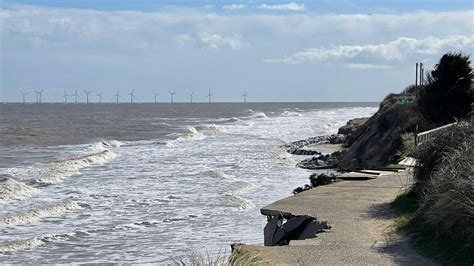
<box><xmin>232</xmin><ymin>120</ymin><xmax>433</xmax><ymax>264</ymax></box>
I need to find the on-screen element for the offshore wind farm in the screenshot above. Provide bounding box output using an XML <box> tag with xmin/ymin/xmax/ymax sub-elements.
<box><xmin>11</xmin><ymin>89</ymin><xmax>253</xmax><ymax>103</ymax></box>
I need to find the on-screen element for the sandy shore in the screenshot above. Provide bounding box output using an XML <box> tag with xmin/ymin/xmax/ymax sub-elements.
<box><xmin>236</xmin><ymin>170</ymin><xmax>435</xmax><ymax>265</ymax></box>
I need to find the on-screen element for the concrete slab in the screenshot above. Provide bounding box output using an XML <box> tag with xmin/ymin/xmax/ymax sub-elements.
<box><xmin>239</xmin><ymin>171</ymin><xmax>436</xmax><ymax>265</ymax></box>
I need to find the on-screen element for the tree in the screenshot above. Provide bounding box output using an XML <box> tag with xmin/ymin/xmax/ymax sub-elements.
<box><xmin>417</xmin><ymin>52</ymin><xmax>473</xmax><ymax>125</ymax></box>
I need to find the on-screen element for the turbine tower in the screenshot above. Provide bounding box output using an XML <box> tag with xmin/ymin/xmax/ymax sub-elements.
<box><xmin>35</xmin><ymin>89</ymin><xmax>44</xmax><ymax>103</ymax></box>
<box><xmin>169</xmin><ymin>91</ymin><xmax>176</xmax><ymax>103</ymax></box>
<box><xmin>207</xmin><ymin>89</ymin><xmax>214</xmax><ymax>103</ymax></box>
<box><xmin>128</xmin><ymin>89</ymin><xmax>135</xmax><ymax>103</ymax></box>
<box><xmin>83</xmin><ymin>90</ymin><xmax>92</xmax><ymax>104</ymax></box>
<box><xmin>73</xmin><ymin>90</ymin><xmax>80</xmax><ymax>103</ymax></box>
<box><xmin>241</xmin><ymin>91</ymin><xmax>248</xmax><ymax>103</ymax></box>
<box><xmin>153</xmin><ymin>91</ymin><xmax>159</xmax><ymax>103</ymax></box>
<box><xmin>63</xmin><ymin>90</ymin><xmax>69</xmax><ymax>103</ymax></box>
<box><xmin>97</xmin><ymin>92</ymin><xmax>103</xmax><ymax>103</ymax></box>
<box><xmin>189</xmin><ymin>91</ymin><xmax>194</xmax><ymax>103</ymax></box>
<box><xmin>114</xmin><ymin>90</ymin><xmax>120</xmax><ymax>104</ymax></box>
<box><xmin>20</xmin><ymin>91</ymin><xmax>28</xmax><ymax>104</ymax></box>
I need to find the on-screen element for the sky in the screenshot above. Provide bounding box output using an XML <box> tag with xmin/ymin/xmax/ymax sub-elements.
<box><xmin>1</xmin><ymin>0</ymin><xmax>473</xmax><ymax>102</ymax></box>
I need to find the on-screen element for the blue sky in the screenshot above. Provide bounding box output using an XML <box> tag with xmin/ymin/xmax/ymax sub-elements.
<box><xmin>1</xmin><ymin>1</ymin><xmax>474</xmax><ymax>102</ymax></box>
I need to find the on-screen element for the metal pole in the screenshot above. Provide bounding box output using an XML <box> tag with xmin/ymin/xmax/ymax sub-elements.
<box><xmin>415</xmin><ymin>63</ymin><xmax>418</xmax><ymax>87</ymax></box>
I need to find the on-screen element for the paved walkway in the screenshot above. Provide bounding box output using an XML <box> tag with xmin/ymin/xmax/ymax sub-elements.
<box><xmin>240</xmin><ymin>170</ymin><xmax>436</xmax><ymax>265</ymax></box>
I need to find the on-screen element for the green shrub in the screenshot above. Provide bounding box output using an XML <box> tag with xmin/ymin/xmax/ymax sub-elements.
<box><xmin>417</xmin><ymin>52</ymin><xmax>473</xmax><ymax>125</ymax></box>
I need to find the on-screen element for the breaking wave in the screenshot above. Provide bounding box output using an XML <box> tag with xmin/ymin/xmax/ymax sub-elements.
<box><xmin>0</xmin><ymin>238</ymin><xmax>45</xmax><ymax>253</ymax></box>
<box><xmin>0</xmin><ymin>201</ymin><xmax>82</xmax><ymax>225</ymax></box>
<box><xmin>0</xmin><ymin>214</ymin><xmax>197</xmax><ymax>254</ymax></box>
<box><xmin>0</xmin><ymin>176</ymin><xmax>38</xmax><ymax>203</ymax></box>
<box><xmin>90</xmin><ymin>139</ymin><xmax>121</xmax><ymax>150</ymax></box>
<box><xmin>282</xmin><ymin>110</ymin><xmax>302</xmax><ymax>117</ymax></box>
<box><xmin>223</xmin><ymin>181</ymin><xmax>255</xmax><ymax>210</ymax></box>
<box><xmin>9</xmin><ymin>150</ymin><xmax>117</xmax><ymax>185</ymax></box>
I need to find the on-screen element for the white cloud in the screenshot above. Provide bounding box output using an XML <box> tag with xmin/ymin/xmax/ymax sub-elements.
<box><xmin>198</xmin><ymin>32</ymin><xmax>248</xmax><ymax>50</ymax></box>
<box><xmin>345</xmin><ymin>63</ymin><xmax>392</xmax><ymax>70</ymax></box>
<box><xmin>223</xmin><ymin>4</ymin><xmax>245</xmax><ymax>10</ymax></box>
<box><xmin>265</xmin><ymin>35</ymin><xmax>474</xmax><ymax>64</ymax></box>
<box><xmin>259</xmin><ymin>2</ymin><xmax>305</xmax><ymax>11</ymax></box>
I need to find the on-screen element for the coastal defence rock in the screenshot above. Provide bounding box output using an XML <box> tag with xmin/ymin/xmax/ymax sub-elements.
<box><xmin>338</xmin><ymin>93</ymin><xmax>430</xmax><ymax>169</ymax></box>
<box><xmin>284</xmin><ymin>134</ymin><xmax>345</xmax><ymax>155</ymax></box>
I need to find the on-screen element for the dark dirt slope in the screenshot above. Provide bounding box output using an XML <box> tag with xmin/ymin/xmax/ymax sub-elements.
<box><xmin>338</xmin><ymin>93</ymin><xmax>430</xmax><ymax>169</ymax></box>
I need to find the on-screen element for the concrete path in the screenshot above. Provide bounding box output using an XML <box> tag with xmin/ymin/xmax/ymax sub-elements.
<box><xmin>240</xmin><ymin>170</ymin><xmax>436</xmax><ymax>265</ymax></box>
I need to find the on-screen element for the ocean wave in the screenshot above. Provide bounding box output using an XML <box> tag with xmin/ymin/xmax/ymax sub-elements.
<box><xmin>167</xmin><ymin>124</ymin><xmax>228</xmax><ymax>145</ymax></box>
<box><xmin>194</xmin><ymin>124</ymin><xmax>227</xmax><ymax>134</ymax></box>
<box><xmin>0</xmin><ymin>213</ymin><xmax>197</xmax><ymax>254</ymax></box>
<box><xmin>8</xmin><ymin>150</ymin><xmax>117</xmax><ymax>185</ymax></box>
<box><xmin>0</xmin><ymin>176</ymin><xmax>38</xmax><ymax>203</ymax></box>
<box><xmin>282</xmin><ymin>110</ymin><xmax>302</xmax><ymax>117</ymax></box>
<box><xmin>0</xmin><ymin>201</ymin><xmax>82</xmax><ymax>225</ymax></box>
<box><xmin>223</xmin><ymin>181</ymin><xmax>255</xmax><ymax>210</ymax></box>
<box><xmin>204</xmin><ymin>169</ymin><xmax>232</xmax><ymax>179</ymax></box>
<box><xmin>0</xmin><ymin>238</ymin><xmax>44</xmax><ymax>253</ymax></box>
<box><xmin>90</xmin><ymin>139</ymin><xmax>121</xmax><ymax>150</ymax></box>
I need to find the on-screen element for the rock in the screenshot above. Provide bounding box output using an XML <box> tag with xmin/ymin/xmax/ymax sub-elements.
<box><xmin>337</xmin><ymin>117</ymin><xmax>369</xmax><ymax>135</ymax></box>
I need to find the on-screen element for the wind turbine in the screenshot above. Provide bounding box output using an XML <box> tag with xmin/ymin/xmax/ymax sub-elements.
<box><xmin>63</xmin><ymin>90</ymin><xmax>69</xmax><ymax>103</ymax></box>
<box><xmin>128</xmin><ymin>89</ymin><xmax>135</xmax><ymax>103</ymax></box>
<box><xmin>97</xmin><ymin>92</ymin><xmax>103</xmax><ymax>103</ymax></box>
<box><xmin>114</xmin><ymin>90</ymin><xmax>120</xmax><ymax>104</ymax></box>
<box><xmin>20</xmin><ymin>91</ymin><xmax>28</xmax><ymax>104</ymax></box>
<box><xmin>35</xmin><ymin>89</ymin><xmax>44</xmax><ymax>103</ymax></box>
<box><xmin>207</xmin><ymin>89</ymin><xmax>213</xmax><ymax>103</ymax></box>
<box><xmin>169</xmin><ymin>91</ymin><xmax>176</xmax><ymax>103</ymax></box>
<box><xmin>153</xmin><ymin>91</ymin><xmax>159</xmax><ymax>103</ymax></box>
<box><xmin>83</xmin><ymin>90</ymin><xmax>92</xmax><ymax>104</ymax></box>
<box><xmin>189</xmin><ymin>91</ymin><xmax>194</xmax><ymax>103</ymax></box>
<box><xmin>241</xmin><ymin>91</ymin><xmax>248</xmax><ymax>103</ymax></box>
<box><xmin>73</xmin><ymin>90</ymin><xmax>80</xmax><ymax>103</ymax></box>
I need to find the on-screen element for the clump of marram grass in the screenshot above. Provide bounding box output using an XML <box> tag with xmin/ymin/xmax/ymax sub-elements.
<box><xmin>399</xmin><ymin>120</ymin><xmax>474</xmax><ymax>264</ymax></box>
<box><xmin>418</xmin><ymin>139</ymin><xmax>474</xmax><ymax>259</ymax></box>
<box><xmin>170</xmin><ymin>247</ymin><xmax>262</xmax><ymax>265</ymax></box>
<box><xmin>413</xmin><ymin>122</ymin><xmax>470</xmax><ymax>195</ymax></box>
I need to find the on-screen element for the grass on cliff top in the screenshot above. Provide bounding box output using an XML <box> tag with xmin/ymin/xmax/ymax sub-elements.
<box><xmin>391</xmin><ymin>190</ymin><xmax>473</xmax><ymax>265</ymax></box>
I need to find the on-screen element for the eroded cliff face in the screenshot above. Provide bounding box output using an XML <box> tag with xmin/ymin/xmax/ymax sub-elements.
<box><xmin>338</xmin><ymin>93</ymin><xmax>430</xmax><ymax>169</ymax></box>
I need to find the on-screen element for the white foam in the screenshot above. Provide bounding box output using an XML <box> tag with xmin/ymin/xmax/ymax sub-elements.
<box><xmin>90</xmin><ymin>139</ymin><xmax>121</xmax><ymax>150</ymax></box>
<box><xmin>0</xmin><ymin>238</ymin><xmax>44</xmax><ymax>253</ymax></box>
<box><xmin>282</xmin><ymin>110</ymin><xmax>302</xmax><ymax>117</ymax></box>
<box><xmin>224</xmin><ymin>181</ymin><xmax>255</xmax><ymax>210</ymax></box>
<box><xmin>194</xmin><ymin>124</ymin><xmax>227</xmax><ymax>134</ymax></box>
<box><xmin>8</xmin><ymin>150</ymin><xmax>117</xmax><ymax>185</ymax></box>
<box><xmin>0</xmin><ymin>177</ymin><xmax>38</xmax><ymax>203</ymax></box>
<box><xmin>0</xmin><ymin>201</ymin><xmax>82</xmax><ymax>225</ymax></box>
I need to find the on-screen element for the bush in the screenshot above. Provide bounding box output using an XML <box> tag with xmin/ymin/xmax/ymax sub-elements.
<box><xmin>417</xmin><ymin>52</ymin><xmax>473</xmax><ymax>125</ymax></box>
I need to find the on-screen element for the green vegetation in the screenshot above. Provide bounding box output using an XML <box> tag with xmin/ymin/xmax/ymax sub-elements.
<box><xmin>170</xmin><ymin>247</ymin><xmax>262</xmax><ymax>265</ymax></box>
<box><xmin>387</xmin><ymin>52</ymin><xmax>474</xmax><ymax>264</ymax></box>
<box><xmin>417</xmin><ymin>52</ymin><xmax>474</xmax><ymax>125</ymax></box>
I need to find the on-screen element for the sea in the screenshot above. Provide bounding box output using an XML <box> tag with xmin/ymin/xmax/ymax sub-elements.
<box><xmin>0</xmin><ymin>102</ymin><xmax>378</xmax><ymax>263</ymax></box>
